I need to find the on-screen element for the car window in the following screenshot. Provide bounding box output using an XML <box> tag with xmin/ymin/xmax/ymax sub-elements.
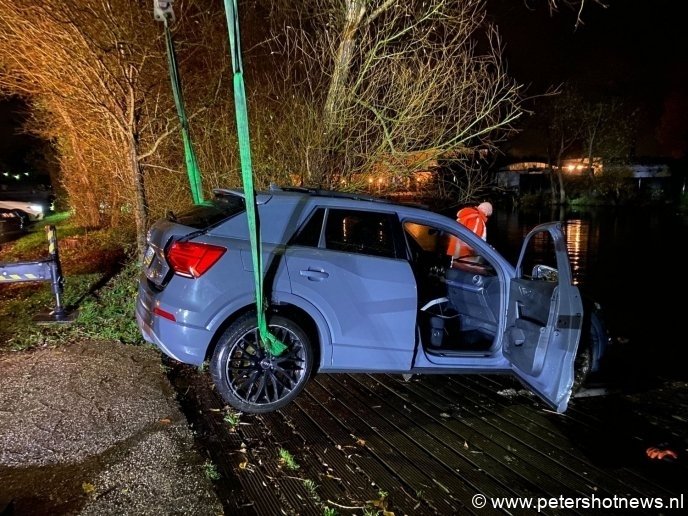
<box><xmin>169</xmin><ymin>195</ymin><xmax>245</xmax><ymax>229</ymax></box>
<box><xmin>404</xmin><ymin>221</ymin><xmax>495</xmax><ymax>274</ymax></box>
<box><xmin>325</xmin><ymin>209</ymin><xmax>398</xmax><ymax>258</ymax></box>
<box><xmin>520</xmin><ymin>230</ymin><xmax>559</xmax><ymax>280</ymax></box>
<box><xmin>404</xmin><ymin>222</ymin><xmax>448</xmax><ymax>253</ymax></box>
<box><xmin>292</xmin><ymin>208</ymin><xmax>325</xmax><ymax>247</ymax></box>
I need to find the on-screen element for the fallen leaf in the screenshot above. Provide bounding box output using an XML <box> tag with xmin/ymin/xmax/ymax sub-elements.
<box><xmin>159</xmin><ymin>418</ymin><xmax>172</xmax><ymax>425</ymax></box>
<box><xmin>82</xmin><ymin>482</ymin><xmax>96</xmax><ymax>494</ymax></box>
<box><xmin>370</xmin><ymin>497</ymin><xmax>391</xmax><ymax>511</ymax></box>
<box><xmin>356</xmin><ymin>438</ymin><xmax>366</xmax><ymax>447</ymax></box>
<box><xmin>239</xmin><ymin>460</ymin><xmax>250</xmax><ymax>469</ymax></box>
<box><xmin>370</xmin><ymin>498</ymin><xmax>385</xmax><ymax>509</ymax></box>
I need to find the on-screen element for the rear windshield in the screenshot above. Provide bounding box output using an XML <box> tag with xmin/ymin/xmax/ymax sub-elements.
<box><xmin>168</xmin><ymin>194</ymin><xmax>245</xmax><ymax>229</ymax></box>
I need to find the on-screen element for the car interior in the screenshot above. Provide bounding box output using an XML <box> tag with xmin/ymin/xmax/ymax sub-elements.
<box><xmin>403</xmin><ymin>221</ymin><xmax>501</xmax><ymax>356</ymax></box>
<box><xmin>292</xmin><ymin>208</ymin><xmax>504</xmax><ymax>356</ymax></box>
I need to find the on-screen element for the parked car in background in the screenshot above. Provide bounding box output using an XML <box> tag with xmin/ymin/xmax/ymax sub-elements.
<box><xmin>0</xmin><ymin>208</ymin><xmax>25</xmax><ymax>236</ymax></box>
<box><xmin>136</xmin><ymin>186</ymin><xmax>608</xmax><ymax>414</ymax></box>
<box><xmin>0</xmin><ymin>200</ymin><xmax>45</xmax><ymax>224</ymax></box>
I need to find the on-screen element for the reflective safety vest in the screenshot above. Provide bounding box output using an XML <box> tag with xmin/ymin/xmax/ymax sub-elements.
<box><xmin>447</xmin><ymin>207</ymin><xmax>488</xmax><ymax>259</ymax></box>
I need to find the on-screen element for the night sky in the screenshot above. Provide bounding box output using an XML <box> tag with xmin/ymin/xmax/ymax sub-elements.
<box><xmin>487</xmin><ymin>0</ymin><xmax>688</xmax><ymax>159</ymax></box>
<box><xmin>0</xmin><ymin>97</ymin><xmax>37</xmax><ymax>174</ymax></box>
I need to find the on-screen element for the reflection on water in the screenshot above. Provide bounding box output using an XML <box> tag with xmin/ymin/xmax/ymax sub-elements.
<box><xmin>565</xmin><ymin>219</ymin><xmax>585</xmax><ymax>284</ymax></box>
<box><xmin>489</xmin><ymin>205</ymin><xmax>688</xmax><ymax>381</ymax></box>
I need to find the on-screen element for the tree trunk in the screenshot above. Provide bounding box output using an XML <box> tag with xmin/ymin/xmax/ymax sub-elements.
<box><xmin>547</xmin><ymin>149</ymin><xmax>558</xmax><ymax>206</ymax></box>
<box><xmin>555</xmin><ymin>138</ymin><xmax>566</xmax><ymax>205</ymax></box>
<box><xmin>128</xmin><ymin>133</ymin><xmax>149</xmax><ymax>259</ymax></box>
<box><xmin>316</xmin><ymin>1</ymin><xmax>366</xmax><ymax>186</ymax></box>
<box><xmin>322</xmin><ymin>1</ymin><xmax>366</xmax><ymax>128</ymax></box>
<box><xmin>586</xmin><ymin>111</ymin><xmax>602</xmax><ymax>181</ymax></box>
<box><xmin>557</xmin><ymin>166</ymin><xmax>566</xmax><ymax>205</ymax></box>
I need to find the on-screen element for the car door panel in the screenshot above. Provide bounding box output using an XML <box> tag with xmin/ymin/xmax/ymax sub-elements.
<box><xmin>504</xmin><ymin>222</ymin><xmax>583</xmax><ymax>412</ymax></box>
<box><xmin>286</xmin><ymin>247</ymin><xmax>417</xmax><ymax>371</ymax></box>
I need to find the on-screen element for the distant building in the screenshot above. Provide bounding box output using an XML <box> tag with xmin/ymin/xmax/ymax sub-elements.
<box><xmin>331</xmin><ymin>147</ymin><xmax>486</xmax><ymax>199</ymax></box>
<box><xmin>496</xmin><ymin>158</ymin><xmax>671</xmax><ymax>195</ymax></box>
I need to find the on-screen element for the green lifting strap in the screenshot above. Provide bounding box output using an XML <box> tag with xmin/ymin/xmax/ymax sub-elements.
<box><xmin>162</xmin><ymin>16</ymin><xmax>204</xmax><ymax>205</ymax></box>
<box><xmin>222</xmin><ymin>0</ymin><xmax>286</xmax><ymax>356</ymax></box>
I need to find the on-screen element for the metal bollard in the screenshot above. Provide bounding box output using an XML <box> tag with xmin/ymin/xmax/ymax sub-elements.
<box><xmin>43</xmin><ymin>224</ymin><xmax>69</xmax><ymax>322</ymax></box>
<box><xmin>0</xmin><ymin>224</ymin><xmax>75</xmax><ymax>323</ymax></box>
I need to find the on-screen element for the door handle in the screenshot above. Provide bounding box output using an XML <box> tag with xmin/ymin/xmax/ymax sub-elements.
<box><xmin>300</xmin><ymin>268</ymin><xmax>329</xmax><ymax>281</ymax></box>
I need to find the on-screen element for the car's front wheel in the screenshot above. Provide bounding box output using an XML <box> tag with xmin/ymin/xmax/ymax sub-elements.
<box><xmin>210</xmin><ymin>312</ymin><xmax>313</xmax><ymax>413</ymax></box>
<box><xmin>572</xmin><ymin>310</ymin><xmax>606</xmax><ymax>393</ymax></box>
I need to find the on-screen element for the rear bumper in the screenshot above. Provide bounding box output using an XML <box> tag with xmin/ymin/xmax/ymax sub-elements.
<box><xmin>136</xmin><ymin>279</ymin><xmax>211</xmax><ymax>366</ymax></box>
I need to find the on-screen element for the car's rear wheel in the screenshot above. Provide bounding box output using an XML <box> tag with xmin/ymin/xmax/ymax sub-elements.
<box><xmin>210</xmin><ymin>312</ymin><xmax>313</xmax><ymax>413</ymax></box>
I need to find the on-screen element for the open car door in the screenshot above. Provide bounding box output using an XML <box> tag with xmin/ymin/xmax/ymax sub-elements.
<box><xmin>503</xmin><ymin>222</ymin><xmax>583</xmax><ymax>412</ymax></box>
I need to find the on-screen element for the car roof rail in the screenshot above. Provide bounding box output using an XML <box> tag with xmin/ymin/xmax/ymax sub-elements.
<box><xmin>217</xmin><ymin>184</ymin><xmax>425</xmax><ymax>208</ymax></box>
<box><xmin>275</xmin><ymin>185</ymin><xmax>393</xmax><ymax>204</ymax></box>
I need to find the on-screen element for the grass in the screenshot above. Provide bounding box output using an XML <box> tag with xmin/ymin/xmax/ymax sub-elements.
<box><xmin>203</xmin><ymin>460</ymin><xmax>221</xmax><ymax>481</ymax></box>
<box><xmin>278</xmin><ymin>448</ymin><xmax>300</xmax><ymax>471</ymax></box>
<box><xmin>0</xmin><ymin>212</ymin><xmax>143</xmax><ymax>352</ymax></box>
<box><xmin>223</xmin><ymin>410</ymin><xmax>240</xmax><ymax>428</ymax></box>
<box><xmin>302</xmin><ymin>478</ymin><xmax>320</xmax><ymax>502</ymax></box>
<box><xmin>74</xmin><ymin>260</ymin><xmax>146</xmax><ymax>343</ymax></box>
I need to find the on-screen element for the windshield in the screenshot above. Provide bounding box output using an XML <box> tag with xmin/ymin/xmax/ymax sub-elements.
<box><xmin>168</xmin><ymin>194</ymin><xmax>245</xmax><ymax>229</ymax></box>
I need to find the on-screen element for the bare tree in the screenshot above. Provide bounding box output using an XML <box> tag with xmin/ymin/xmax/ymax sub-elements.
<box><xmin>545</xmin><ymin>0</ymin><xmax>608</xmax><ymax>29</ymax></box>
<box><xmin>582</xmin><ymin>98</ymin><xmax>636</xmax><ymax>171</ymax></box>
<box><xmin>258</xmin><ymin>0</ymin><xmax>523</xmax><ymax>201</ymax></box>
<box><xmin>0</xmin><ymin>0</ymin><xmax>232</xmax><ymax>255</ymax></box>
<box><xmin>0</xmin><ymin>0</ymin><xmax>170</xmax><ymax>254</ymax></box>
<box><xmin>535</xmin><ymin>85</ymin><xmax>637</xmax><ymax>204</ymax></box>
<box><xmin>0</xmin><ymin>0</ymin><xmax>526</xmax><ymax>243</ymax></box>
<box><xmin>536</xmin><ymin>88</ymin><xmax>586</xmax><ymax>204</ymax></box>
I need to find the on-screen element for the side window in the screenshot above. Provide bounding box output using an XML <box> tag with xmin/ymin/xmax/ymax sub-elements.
<box><xmin>292</xmin><ymin>208</ymin><xmax>325</xmax><ymax>247</ymax></box>
<box><xmin>404</xmin><ymin>221</ymin><xmax>494</xmax><ymax>274</ymax></box>
<box><xmin>325</xmin><ymin>209</ymin><xmax>398</xmax><ymax>258</ymax></box>
<box><xmin>404</xmin><ymin>222</ymin><xmax>449</xmax><ymax>254</ymax></box>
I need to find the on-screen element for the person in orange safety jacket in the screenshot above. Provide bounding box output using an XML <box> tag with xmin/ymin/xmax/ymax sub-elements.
<box><xmin>447</xmin><ymin>201</ymin><xmax>492</xmax><ymax>260</ymax></box>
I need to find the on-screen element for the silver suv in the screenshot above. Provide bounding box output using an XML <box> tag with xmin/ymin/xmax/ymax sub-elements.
<box><xmin>136</xmin><ymin>186</ymin><xmax>607</xmax><ymax>413</ymax></box>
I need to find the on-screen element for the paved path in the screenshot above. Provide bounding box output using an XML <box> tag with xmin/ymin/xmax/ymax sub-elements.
<box><xmin>0</xmin><ymin>341</ymin><xmax>223</xmax><ymax>515</ymax></box>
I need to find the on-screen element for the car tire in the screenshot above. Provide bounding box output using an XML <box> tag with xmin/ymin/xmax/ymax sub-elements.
<box><xmin>572</xmin><ymin>310</ymin><xmax>605</xmax><ymax>393</ymax></box>
<box><xmin>210</xmin><ymin>312</ymin><xmax>313</xmax><ymax>413</ymax></box>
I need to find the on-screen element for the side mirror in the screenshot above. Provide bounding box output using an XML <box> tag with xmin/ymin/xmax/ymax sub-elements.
<box><xmin>532</xmin><ymin>264</ymin><xmax>558</xmax><ymax>282</ymax></box>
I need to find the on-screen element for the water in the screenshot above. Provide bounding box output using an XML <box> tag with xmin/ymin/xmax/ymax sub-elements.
<box><xmin>487</xmin><ymin>205</ymin><xmax>688</xmax><ymax>383</ymax></box>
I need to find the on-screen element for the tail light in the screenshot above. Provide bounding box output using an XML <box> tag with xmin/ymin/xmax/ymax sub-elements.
<box><xmin>167</xmin><ymin>241</ymin><xmax>226</xmax><ymax>278</ymax></box>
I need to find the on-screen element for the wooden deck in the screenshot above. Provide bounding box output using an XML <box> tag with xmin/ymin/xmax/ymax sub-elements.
<box><xmin>173</xmin><ymin>368</ymin><xmax>688</xmax><ymax>515</ymax></box>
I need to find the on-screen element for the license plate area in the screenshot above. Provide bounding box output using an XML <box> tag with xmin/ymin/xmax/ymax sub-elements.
<box><xmin>143</xmin><ymin>245</ymin><xmax>155</xmax><ymax>268</ymax></box>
